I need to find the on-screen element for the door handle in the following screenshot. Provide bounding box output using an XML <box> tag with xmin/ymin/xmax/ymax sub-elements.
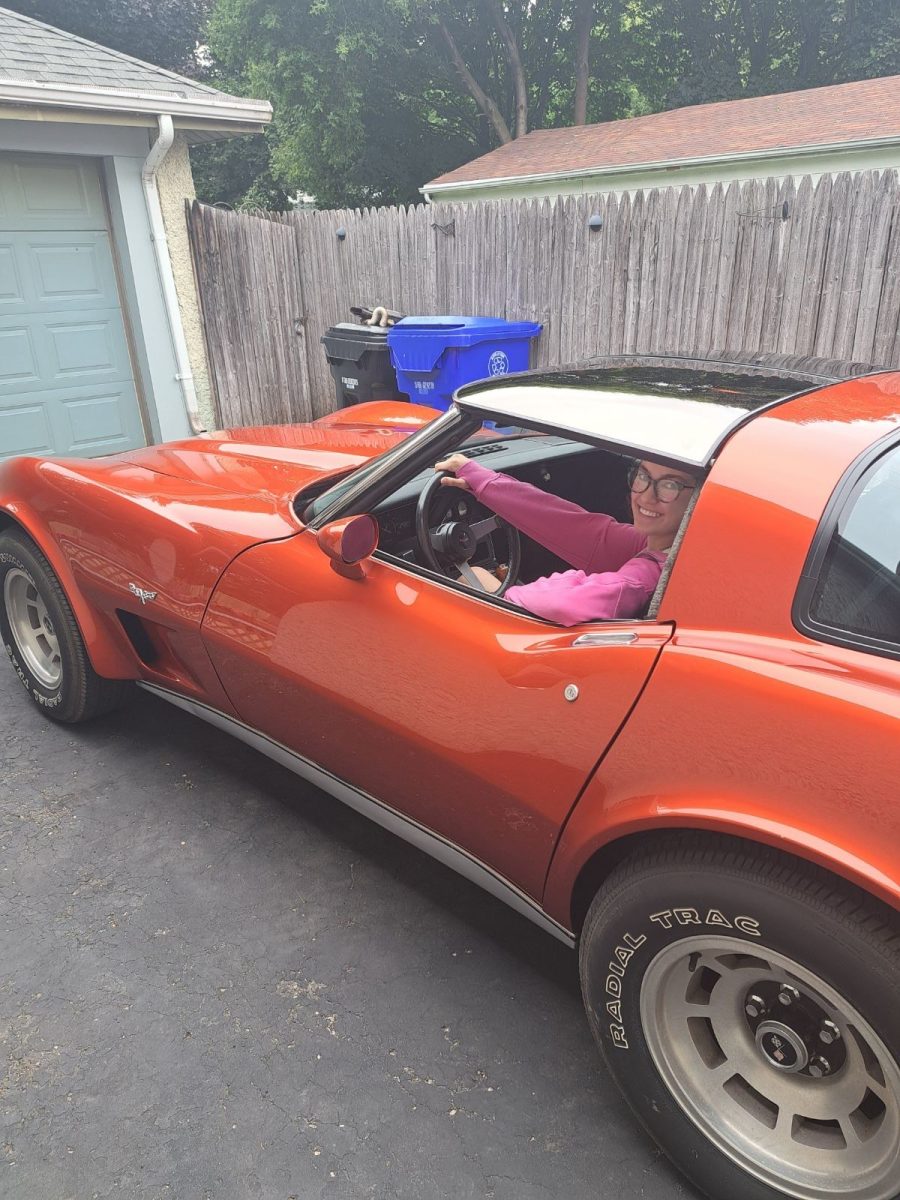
<box><xmin>571</xmin><ymin>630</ymin><xmax>639</xmax><ymax>647</ymax></box>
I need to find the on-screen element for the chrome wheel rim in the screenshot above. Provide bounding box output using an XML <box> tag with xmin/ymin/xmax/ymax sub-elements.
<box><xmin>3</xmin><ymin>568</ymin><xmax>62</xmax><ymax>688</ymax></box>
<box><xmin>640</xmin><ymin>935</ymin><xmax>900</xmax><ymax>1200</ymax></box>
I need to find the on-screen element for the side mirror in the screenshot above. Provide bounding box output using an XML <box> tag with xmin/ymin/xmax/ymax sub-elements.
<box><xmin>316</xmin><ymin>514</ymin><xmax>379</xmax><ymax>580</ymax></box>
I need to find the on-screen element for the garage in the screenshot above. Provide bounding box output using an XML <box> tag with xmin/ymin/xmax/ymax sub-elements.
<box><xmin>0</xmin><ymin>152</ymin><xmax>147</xmax><ymax>460</ymax></box>
<box><xmin>0</xmin><ymin>6</ymin><xmax>272</xmax><ymax>460</ymax></box>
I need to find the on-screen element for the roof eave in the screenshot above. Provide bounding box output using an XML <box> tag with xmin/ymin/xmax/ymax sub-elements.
<box><xmin>421</xmin><ymin>133</ymin><xmax>900</xmax><ymax>196</ymax></box>
<box><xmin>0</xmin><ymin>77</ymin><xmax>272</xmax><ymax>127</ymax></box>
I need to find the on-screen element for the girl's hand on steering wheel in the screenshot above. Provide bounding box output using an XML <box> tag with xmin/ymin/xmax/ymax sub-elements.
<box><xmin>434</xmin><ymin>453</ymin><xmax>472</xmax><ymax>490</ymax></box>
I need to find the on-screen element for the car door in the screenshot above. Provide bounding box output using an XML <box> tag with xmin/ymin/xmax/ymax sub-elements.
<box><xmin>202</xmin><ymin>531</ymin><xmax>672</xmax><ymax>901</ymax></box>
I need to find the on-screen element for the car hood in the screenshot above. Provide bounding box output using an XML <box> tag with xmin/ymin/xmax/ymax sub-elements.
<box><xmin>116</xmin><ymin>404</ymin><xmax>437</xmax><ymax>509</ymax></box>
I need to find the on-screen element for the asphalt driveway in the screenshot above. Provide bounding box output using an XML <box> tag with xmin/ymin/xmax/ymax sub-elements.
<box><xmin>0</xmin><ymin>665</ymin><xmax>692</xmax><ymax>1200</ymax></box>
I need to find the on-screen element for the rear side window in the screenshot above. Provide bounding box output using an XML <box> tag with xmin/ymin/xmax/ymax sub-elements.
<box><xmin>804</xmin><ymin>444</ymin><xmax>900</xmax><ymax>653</ymax></box>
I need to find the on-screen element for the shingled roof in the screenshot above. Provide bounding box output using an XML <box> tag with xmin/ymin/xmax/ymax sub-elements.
<box><xmin>424</xmin><ymin>74</ymin><xmax>900</xmax><ymax>193</ymax></box>
<box><xmin>0</xmin><ymin>5</ymin><xmax>270</xmax><ymax>129</ymax></box>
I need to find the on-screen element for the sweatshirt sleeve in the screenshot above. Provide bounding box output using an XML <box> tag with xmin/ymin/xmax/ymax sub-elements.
<box><xmin>455</xmin><ymin>459</ymin><xmax>646</xmax><ymax>573</ymax></box>
<box><xmin>503</xmin><ymin>552</ymin><xmax>664</xmax><ymax>626</ymax></box>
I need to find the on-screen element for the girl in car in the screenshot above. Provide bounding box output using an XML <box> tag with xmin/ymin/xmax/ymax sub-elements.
<box><xmin>433</xmin><ymin>453</ymin><xmax>697</xmax><ymax>626</ymax></box>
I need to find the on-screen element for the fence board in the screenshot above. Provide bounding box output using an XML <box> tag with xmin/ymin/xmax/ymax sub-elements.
<box><xmin>832</xmin><ymin>171</ymin><xmax>873</xmax><ymax>360</ymax></box>
<box><xmin>744</xmin><ymin>177</ymin><xmax>778</xmax><ymax>351</ymax></box>
<box><xmin>694</xmin><ymin>182</ymin><xmax>725</xmax><ymax>354</ymax></box>
<box><xmin>624</xmin><ymin>191</ymin><xmax>645</xmax><ymax>353</ymax></box>
<box><xmin>796</xmin><ymin>174</ymin><xmax>834</xmax><ymax>354</ymax></box>
<box><xmin>188</xmin><ymin>169</ymin><xmax>900</xmax><ymax>427</ymax></box>
<box><xmin>815</xmin><ymin>173</ymin><xmax>854</xmax><ymax>357</ymax></box>
<box><xmin>853</xmin><ymin>172</ymin><xmax>895</xmax><ymax>361</ymax></box>
<box><xmin>776</xmin><ymin>175</ymin><xmax>816</xmax><ymax>354</ymax></box>
<box><xmin>651</xmin><ymin>188</ymin><xmax>676</xmax><ymax>350</ymax></box>
<box><xmin>875</xmin><ymin>203</ymin><xmax>900</xmax><ymax>363</ymax></box>
<box><xmin>675</xmin><ymin>185</ymin><xmax>705</xmax><ymax>352</ymax></box>
<box><xmin>664</xmin><ymin>185</ymin><xmax>692</xmax><ymax>350</ymax></box>
<box><xmin>758</xmin><ymin>178</ymin><xmax>794</xmax><ymax>351</ymax></box>
<box><xmin>709</xmin><ymin>181</ymin><xmax>741</xmax><ymax>350</ymax></box>
<box><xmin>588</xmin><ymin>193</ymin><xmax>614</xmax><ymax>357</ymax></box>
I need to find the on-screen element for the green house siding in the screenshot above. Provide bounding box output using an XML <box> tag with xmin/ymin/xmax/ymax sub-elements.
<box><xmin>424</xmin><ymin>143</ymin><xmax>900</xmax><ymax>204</ymax></box>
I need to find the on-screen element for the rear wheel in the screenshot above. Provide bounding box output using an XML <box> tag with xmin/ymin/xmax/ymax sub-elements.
<box><xmin>0</xmin><ymin>529</ymin><xmax>129</xmax><ymax>722</ymax></box>
<box><xmin>579</xmin><ymin>836</ymin><xmax>900</xmax><ymax>1200</ymax></box>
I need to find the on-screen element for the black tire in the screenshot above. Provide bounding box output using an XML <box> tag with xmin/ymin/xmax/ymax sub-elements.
<box><xmin>579</xmin><ymin>835</ymin><xmax>900</xmax><ymax>1200</ymax></box>
<box><xmin>0</xmin><ymin>529</ymin><xmax>129</xmax><ymax>723</ymax></box>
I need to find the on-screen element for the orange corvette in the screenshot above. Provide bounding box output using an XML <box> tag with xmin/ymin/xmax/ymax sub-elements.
<box><xmin>2</xmin><ymin>355</ymin><xmax>899</xmax><ymax>1200</ymax></box>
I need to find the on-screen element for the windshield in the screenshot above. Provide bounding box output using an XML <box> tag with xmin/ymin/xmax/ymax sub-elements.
<box><xmin>299</xmin><ymin>409</ymin><xmax>540</xmax><ymax>525</ymax></box>
<box><xmin>299</xmin><ymin>408</ymin><xmax>466</xmax><ymax>524</ymax></box>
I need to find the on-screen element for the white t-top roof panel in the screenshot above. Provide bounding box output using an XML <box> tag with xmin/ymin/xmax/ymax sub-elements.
<box><xmin>453</xmin><ymin>358</ymin><xmax>854</xmax><ymax>468</ymax></box>
<box><xmin>457</xmin><ymin>383</ymin><xmax>750</xmax><ymax>467</ymax></box>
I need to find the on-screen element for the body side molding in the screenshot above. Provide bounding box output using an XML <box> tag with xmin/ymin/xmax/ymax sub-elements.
<box><xmin>138</xmin><ymin>682</ymin><xmax>576</xmax><ymax>948</ymax></box>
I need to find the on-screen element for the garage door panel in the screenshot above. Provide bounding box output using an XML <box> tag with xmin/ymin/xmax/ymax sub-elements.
<box><xmin>1</xmin><ymin>156</ymin><xmax>106</xmax><ymax>232</ymax></box>
<box><xmin>1</xmin><ymin>233</ymin><xmax>120</xmax><ymax>312</ymax></box>
<box><xmin>0</xmin><ymin>382</ymin><xmax>144</xmax><ymax>461</ymax></box>
<box><xmin>0</xmin><ymin>326</ymin><xmax>40</xmax><ymax>387</ymax></box>
<box><xmin>0</xmin><ymin>244</ymin><xmax>24</xmax><ymax>310</ymax></box>
<box><xmin>0</xmin><ymin>310</ymin><xmax>132</xmax><ymax>395</ymax></box>
<box><xmin>61</xmin><ymin>384</ymin><xmax>143</xmax><ymax>453</ymax></box>
<box><xmin>46</xmin><ymin>313</ymin><xmax>131</xmax><ymax>384</ymax></box>
<box><xmin>0</xmin><ymin>400</ymin><xmax>54</xmax><ymax>459</ymax></box>
<box><xmin>29</xmin><ymin>235</ymin><xmax>117</xmax><ymax>307</ymax></box>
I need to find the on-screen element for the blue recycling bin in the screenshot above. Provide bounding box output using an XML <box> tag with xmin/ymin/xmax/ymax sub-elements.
<box><xmin>387</xmin><ymin>316</ymin><xmax>542</xmax><ymax>410</ymax></box>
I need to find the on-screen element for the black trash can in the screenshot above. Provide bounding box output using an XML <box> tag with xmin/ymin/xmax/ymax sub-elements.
<box><xmin>321</xmin><ymin>323</ymin><xmax>401</xmax><ymax>407</ymax></box>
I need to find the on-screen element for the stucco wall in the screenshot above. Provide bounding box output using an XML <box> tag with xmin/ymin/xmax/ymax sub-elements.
<box><xmin>155</xmin><ymin>135</ymin><xmax>215</xmax><ymax>430</ymax></box>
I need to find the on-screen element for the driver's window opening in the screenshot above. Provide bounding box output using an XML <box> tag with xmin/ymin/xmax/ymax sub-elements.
<box><xmin>373</xmin><ymin>420</ymin><xmax>701</xmax><ymax>627</ymax></box>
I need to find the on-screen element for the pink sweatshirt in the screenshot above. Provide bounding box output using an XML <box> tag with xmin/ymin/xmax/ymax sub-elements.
<box><xmin>456</xmin><ymin>459</ymin><xmax>666</xmax><ymax>626</ymax></box>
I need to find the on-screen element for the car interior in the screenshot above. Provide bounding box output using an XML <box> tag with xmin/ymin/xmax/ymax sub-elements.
<box><xmin>371</xmin><ymin>433</ymin><xmax>634</xmax><ymax>586</ymax></box>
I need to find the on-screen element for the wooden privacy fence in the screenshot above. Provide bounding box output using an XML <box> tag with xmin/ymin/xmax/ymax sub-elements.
<box><xmin>188</xmin><ymin>170</ymin><xmax>900</xmax><ymax>429</ymax></box>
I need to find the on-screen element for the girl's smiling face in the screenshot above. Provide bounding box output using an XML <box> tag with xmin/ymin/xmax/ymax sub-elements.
<box><xmin>629</xmin><ymin>461</ymin><xmax>697</xmax><ymax>550</ymax></box>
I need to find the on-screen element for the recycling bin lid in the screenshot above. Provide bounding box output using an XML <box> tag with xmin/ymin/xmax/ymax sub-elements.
<box><xmin>388</xmin><ymin>316</ymin><xmax>542</xmax><ymax>343</ymax></box>
<box><xmin>322</xmin><ymin>323</ymin><xmax>391</xmax><ymax>343</ymax></box>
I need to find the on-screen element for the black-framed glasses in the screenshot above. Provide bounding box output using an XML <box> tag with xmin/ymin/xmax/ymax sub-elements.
<box><xmin>628</xmin><ymin>465</ymin><xmax>695</xmax><ymax>503</ymax></box>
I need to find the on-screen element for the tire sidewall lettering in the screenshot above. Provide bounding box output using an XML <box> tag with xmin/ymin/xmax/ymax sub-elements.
<box><xmin>0</xmin><ymin>551</ymin><xmax>65</xmax><ymax>710</ymax></box>
<box><xmin>596</xmin><ymin>907</ymin><xmax>762</xmax><ymax>1051</ymax></box>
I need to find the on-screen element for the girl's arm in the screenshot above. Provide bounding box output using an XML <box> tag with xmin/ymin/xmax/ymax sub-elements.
<box><xmin>454</xmin><ymin>458</ymin><xmax>646</xmax><ymax>573</ymax></box>
<box><xmin>504</xmin><ymin>553</ymin><xmax>665</xmax><ymax>626</ymax></box>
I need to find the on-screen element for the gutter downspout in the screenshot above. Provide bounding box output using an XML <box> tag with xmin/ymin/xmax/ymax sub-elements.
<box><xmin>141</xmin><ymin>113</ymin><xmax>205</xmax><ymax>434</ymax></box>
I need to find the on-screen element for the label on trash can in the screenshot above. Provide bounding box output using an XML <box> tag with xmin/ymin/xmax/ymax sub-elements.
<box><xmin>414</xmin><ymin>380</ymin><xmax>436</xmax><ymax>392</ymax></box>
<box><xmin>342</xmin><ymin>376</ymin><xmax>359</xmax><ymax>389</ymax></box>
<box><xmin>488</xmin><ymin>350</ymin><xmax>510</xmax><ymax>376</ymax></box>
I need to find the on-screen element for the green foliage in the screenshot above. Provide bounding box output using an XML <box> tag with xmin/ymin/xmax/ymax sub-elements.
<box><xmin>207</xmin><ymin>0</ymin><xmax>484</xmax><ymax>208</ymax></box>
<box><xmin>205</xmin><ymin>0</ymin><xmax>647</xmax><ymax>207</ymax></box>
<box><xmin>635</xmin><ymin>0</ymin><xmax>900</xmax><ymax>110</ymax></box>
<box><xmin>190</xmin><ymin>134</ymin><xmax>291</xmax><ymax>210</ymax></box>
<box><xmin>9</xmin><ymin>0</ymin><xmax>900</xmax><ymax>211</ymax></box>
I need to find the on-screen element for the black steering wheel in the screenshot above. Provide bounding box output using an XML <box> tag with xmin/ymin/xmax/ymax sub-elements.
<box><xmin>415</xmin><ymin>472</ymin><xmax>522</xmax><ymax>596</ymax></box>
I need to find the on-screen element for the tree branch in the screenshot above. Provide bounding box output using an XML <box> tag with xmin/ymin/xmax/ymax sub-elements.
<box><xmin>436</xmin><ymin>16</ymin><xmax>513</xmax><ymax>144</ymax></box>
<box><xmin>482</xmin><ymin>0</ymin><xmax>528</xmax><ymax>137</ymax></box>
<box><xmin>532</xmin><ymin>2</ymin><xmax>562</xmax><ymax>128</ymax></box>
<box><xmin>573</xmin><ymin>0</ymin><xmax>594</xmax><ymax>124</ymax></box>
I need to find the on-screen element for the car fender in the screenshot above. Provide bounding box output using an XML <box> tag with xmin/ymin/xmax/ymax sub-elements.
<box><xmin>542</xmin><ymin>796</ymin><xmax>900</xmax><ymax>935</ymax></box>
<box><xmin>544</xmin><ymin>633</ymin><xmax>900</xmax><ymax>931</ymax></box>
<box><xmin>0</xmin><ymin>460</ymin><xmax>136</xmax><ymax>678</ymax></box>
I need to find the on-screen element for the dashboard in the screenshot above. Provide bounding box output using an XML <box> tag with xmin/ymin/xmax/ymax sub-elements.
<box><xmin>373</xmin><ymin>435</ymin><xmax>631</xmax><ymax>578</ymax></box>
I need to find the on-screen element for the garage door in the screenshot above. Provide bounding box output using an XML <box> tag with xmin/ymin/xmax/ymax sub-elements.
<box><xmin>0</xmin><ymin>153</ymin><xmax>146</xmax><ymax>460</ymax></box>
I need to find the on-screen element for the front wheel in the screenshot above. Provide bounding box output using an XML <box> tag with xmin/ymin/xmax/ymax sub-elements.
<box><xmin>0</xmin><ymin>529</ymin><xmax>129</xmax><ymax>722</ymax></box>
<box><xmin>579</xmin><ymin>836</ymin><xmax>900</xmax><ymax>1200</ymax></box>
